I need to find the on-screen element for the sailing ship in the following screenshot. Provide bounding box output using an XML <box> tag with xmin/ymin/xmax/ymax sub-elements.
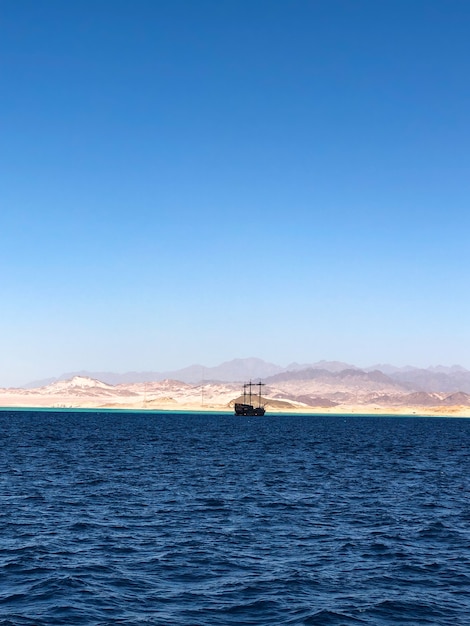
<box><xmin>234</xmin><ymin>381</ymin><xmax>266</xmax><ymax>416</ymax></box>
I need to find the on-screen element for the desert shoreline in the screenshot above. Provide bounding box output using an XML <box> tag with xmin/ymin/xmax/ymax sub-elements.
<box><xmin>0</xmin><ymin>402</ymin><xmax>468</xmax><ymax>419</ymax></box>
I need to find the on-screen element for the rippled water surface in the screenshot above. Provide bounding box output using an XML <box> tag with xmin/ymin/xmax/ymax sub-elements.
<box><xmin>1</xmin><ymin>410</ymin><xmax>469</xmax><ymax>625</ymax></box>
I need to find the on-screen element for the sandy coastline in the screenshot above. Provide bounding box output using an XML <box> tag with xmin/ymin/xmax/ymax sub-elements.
<box><xmin>0</xmin><ymin>396</ymin><xmax>468</xmax><ymax>418</ymax></box>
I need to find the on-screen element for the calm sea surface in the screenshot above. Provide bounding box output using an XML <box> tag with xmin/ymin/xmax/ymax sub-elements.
<box><xmin>1</xmin><ymin>411</ymin><xmax>469</xmax><ymax>625</ymax></box>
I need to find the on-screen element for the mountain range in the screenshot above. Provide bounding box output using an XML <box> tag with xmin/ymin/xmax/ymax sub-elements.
<box><xmin>23</xmin><ymin>357</ymin><xmax>470</xmax><ymax>394</ymax></box>
<box><xmin>3</xmin><ymin>364</ymin><xmax>470</xmax><ymax>415</ymax></box>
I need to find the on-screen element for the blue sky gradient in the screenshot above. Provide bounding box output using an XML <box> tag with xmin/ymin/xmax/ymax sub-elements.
<box><xmin>1</xmin><ymin>0</ymin><xmax>469</xmax><ymax>385</ymax></box>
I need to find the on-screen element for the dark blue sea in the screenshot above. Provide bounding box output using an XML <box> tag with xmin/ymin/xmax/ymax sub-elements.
<box><xmin>1</xmin><ymin>411</ymin><xmax>469</xmax><ymax>625</ymax></box>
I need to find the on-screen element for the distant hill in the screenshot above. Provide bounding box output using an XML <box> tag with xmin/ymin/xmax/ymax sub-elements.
<box><xmin>387</xmin><ymin>368</ymin><xmax>470</xmax><ymax>393</ymax></box>
<box><xmin>285</xmin><ymin>360</ymin><xmax>358</xmax><ymax>373</ymax></box>
<box><xmin>163</xmin><ymin>357</ymin><xmax>284</xmax><ymax>383</ymax></box>
<box><xmin>265</xmin><ymin>368</ymin><xmax>399</xmax><ymax>387</ymax></box>
<box><xmin>23</xmin><ymin>357</ymin><xmax>284</xmax><ymax>388</ymax></box>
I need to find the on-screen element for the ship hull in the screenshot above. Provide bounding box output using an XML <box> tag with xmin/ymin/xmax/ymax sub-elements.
<box><xmin>234</xmin><ymin>403</ymin><xmax>266</xmax><ymax>416</ymax></box>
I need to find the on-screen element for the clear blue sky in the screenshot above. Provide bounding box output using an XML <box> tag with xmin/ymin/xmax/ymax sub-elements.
<box><xmin>1</xmin><ymin>0</ymin><xmax>469</xmax><ymax>386</ymax></box>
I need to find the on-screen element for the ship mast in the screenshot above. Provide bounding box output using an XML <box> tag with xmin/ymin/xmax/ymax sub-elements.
<box><xmin>257</xmin><ymin>381</ymin><xmax>265</xmax><ymax>407</ymax></box>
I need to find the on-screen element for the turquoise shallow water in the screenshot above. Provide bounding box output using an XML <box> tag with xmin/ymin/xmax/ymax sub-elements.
<box><xmin>1</xmin><ymin>411</ymin><xmax>469</xmax><ymax>625</ymax></box>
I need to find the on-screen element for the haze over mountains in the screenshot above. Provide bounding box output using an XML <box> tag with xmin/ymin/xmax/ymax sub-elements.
<box><xmin>23</xmin><ymin>357</ymin><xmax>470</xmax><ymax>394</ymax></box>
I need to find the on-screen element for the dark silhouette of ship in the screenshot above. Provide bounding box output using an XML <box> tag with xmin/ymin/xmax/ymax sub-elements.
<box><xmin>234</xmin><ymin>381</ymin><xmax>266</xmax><ymax>416</ymax></box>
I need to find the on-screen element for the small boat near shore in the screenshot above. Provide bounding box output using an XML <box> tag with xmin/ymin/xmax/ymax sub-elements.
<box><xmin>234</xmin><ymin>381</ymin><xmax>266</xmax><ymax>416</ymax></box>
